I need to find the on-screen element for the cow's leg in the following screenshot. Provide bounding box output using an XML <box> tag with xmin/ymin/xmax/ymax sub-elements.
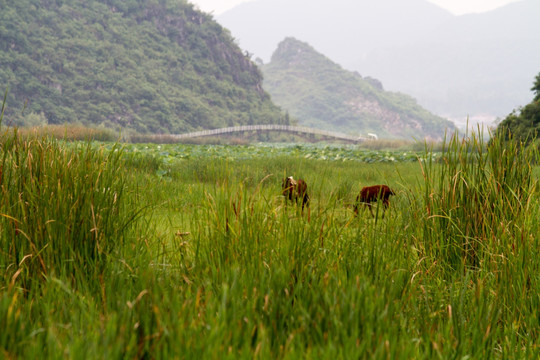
<box><xmin>353</xmin><ymin>195</ymin><xmax>360</xmax><ymax>216</ymax></box>
<box><xmin>382</xmin><ymin>198</ymin><xmax>390</xmax><ymax>218</ymax></box>
<box><xmin>366</xmin><ymin>202</ymin><xmax>374</xmax><ymax>217</ymax></box>
<box><xmin>301</xmin><ymin>194</ymin><xmax>309</xmax><ymax>213</ymax></box>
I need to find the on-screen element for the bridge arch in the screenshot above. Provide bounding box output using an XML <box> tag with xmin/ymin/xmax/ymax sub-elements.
<box><xmin>171</xmin><ymin>125</ymin><xmax>367</xmax><ymax>143</ymax></box>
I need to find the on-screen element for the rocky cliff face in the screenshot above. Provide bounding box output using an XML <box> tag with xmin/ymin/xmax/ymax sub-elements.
<box><xmin>262</xmin><ymin>38</ymin><xmax>454</xmax><ymax>140</ymax></box>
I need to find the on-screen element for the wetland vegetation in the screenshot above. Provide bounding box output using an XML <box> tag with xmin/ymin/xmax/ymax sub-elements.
<box><xmin>1</xmin><ymin>122</ymin><xmax>538</xmax><ymax>358</ymax></box>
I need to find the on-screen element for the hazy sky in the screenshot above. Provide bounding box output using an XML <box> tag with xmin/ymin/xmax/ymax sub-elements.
<box><xmin>190</xmin><ymin>0</ymin><xmax>523</xmax><ymax>16</ymax></box>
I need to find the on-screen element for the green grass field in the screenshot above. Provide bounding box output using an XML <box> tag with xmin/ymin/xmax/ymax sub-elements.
<box><xmin>1</xmin><ymin>126</ymin><xmax>539</xmax><ymax>358</ymax></box>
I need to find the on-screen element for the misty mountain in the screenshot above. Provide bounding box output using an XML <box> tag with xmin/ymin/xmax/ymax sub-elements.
<box><xmin>261</xmin><ymin>38</ymin><xmax>454</xmax><ymax>140</ymax></box>
<box><xmin>219</xmin><ymin>0</ymin><xmax>453</xmax><ymax>62</ymax></box>
<box><xmin>218</xmin><ymin>0</ymin><xmax>540</xmax><ymax>122</ymax></box>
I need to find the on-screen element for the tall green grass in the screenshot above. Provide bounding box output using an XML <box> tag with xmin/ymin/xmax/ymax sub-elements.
<box><xmin>418</xmin><ymin>127</ymin><xmax>538</xmax><ymax>269</ymax></box>
<box><xmin>0</xmin><ymin>117</ymin><xmax>538</xmax><ymax>358</ymax></box>
<box><xmin>16</xmin><ymin>124</ymin><xmax>119</xmax><ymax>142</ymax></box>
<box><xmin>412</xmin><ymin>127</ymin><xmax>539</xmax><ymax>357</ymax></box>
<box><xmin>0</xmin><ymin>131</ymin><xmax>139</xmax><ymax>289</ymax></box>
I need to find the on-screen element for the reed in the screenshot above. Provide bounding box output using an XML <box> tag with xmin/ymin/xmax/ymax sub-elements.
<box><xmin>0</xmin><ymin>130</ymin><xmax>138</xmax><ymax>291</ymax></box>
<box><xmin>16</xmin><ymin>124</ymin><xmax>118</xmax><ymax>142</ymax></box>
<box><xmin>411</xmin><ymin>127</ymin><xmax>539</xmax><ymax>357</ymax></box>
<box><xmin>417</xmin><ymin>126</ymin><xmax>538</xmax><ymax>271</ymax></box>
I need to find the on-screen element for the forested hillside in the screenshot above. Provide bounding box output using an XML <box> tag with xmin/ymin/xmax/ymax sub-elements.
<box><xmin>0</xmin><ymin>0</ymin><xmax>284</xmax><ymax>133</ymax></box>
<box><xmin>262</xmin><ymin>38</ymin><xmax>454</xmax><ymax>140</ymax></box>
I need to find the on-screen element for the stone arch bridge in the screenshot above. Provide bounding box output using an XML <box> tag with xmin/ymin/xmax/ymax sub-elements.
<box><xmin>172</xmin><ymin>125</ymin><xmax>369</xmax><ymax>143</ymax></box>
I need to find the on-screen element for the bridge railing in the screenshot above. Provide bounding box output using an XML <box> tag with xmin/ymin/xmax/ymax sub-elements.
<box><xmin>171</xmin><ymin>125</ymin><xmax>368</xmax><ymax>142</ymax></box>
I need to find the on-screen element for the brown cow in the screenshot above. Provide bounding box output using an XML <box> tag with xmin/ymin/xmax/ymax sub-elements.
<box><xmin>282</xmin><ymin>176</ymin><xmax>297</xmax><ymax>201</ymax></box>
<box><xmin>354</xmin><ymin>185</ymin><xmax>395</xmax><ymax>218</ymax></box>
<box><xmin>282</xmin><ymin>176</ymin><xmax>310</xmax><ymax>211</ymax></box>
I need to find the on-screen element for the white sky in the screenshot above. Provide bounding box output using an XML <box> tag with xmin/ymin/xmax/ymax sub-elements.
<box><xmin>190</xmin><ymin>0</ymin><xmax>523</xmax><ymax>16</ymax></box>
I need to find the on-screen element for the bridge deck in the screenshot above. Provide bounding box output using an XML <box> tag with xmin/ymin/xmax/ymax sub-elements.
<box><xmin>172</xmin><ymin>125</ymin><xmax>367</xmax><ymax>142</ymax></box>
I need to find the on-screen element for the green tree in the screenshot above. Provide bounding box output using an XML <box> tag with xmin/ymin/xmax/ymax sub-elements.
<box><xmin>495</xmin><ymin>71</ymin><xmax>540</xmax><ymax>144</ymax></box>
<box><xmin>532</xmin><ymin>72</ymin><xmax>540</xmax><ymax>102</ymax></box>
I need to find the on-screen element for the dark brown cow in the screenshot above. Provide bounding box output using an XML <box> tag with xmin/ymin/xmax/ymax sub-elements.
<box><xmin>282</xmin><ymin>176</ymin><xmax>310</xmax><ymax>211</ymax></box>
<box><xmin>354</xmin><ymin>185</ymin><xmax>395</xmax><ymax>218</ymax></box>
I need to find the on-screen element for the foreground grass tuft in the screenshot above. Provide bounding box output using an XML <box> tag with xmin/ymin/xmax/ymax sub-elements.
<box><xmin>0</xmin><ymin>128</ymin><xmax>141</xmax><ymax>290</ymax></box>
